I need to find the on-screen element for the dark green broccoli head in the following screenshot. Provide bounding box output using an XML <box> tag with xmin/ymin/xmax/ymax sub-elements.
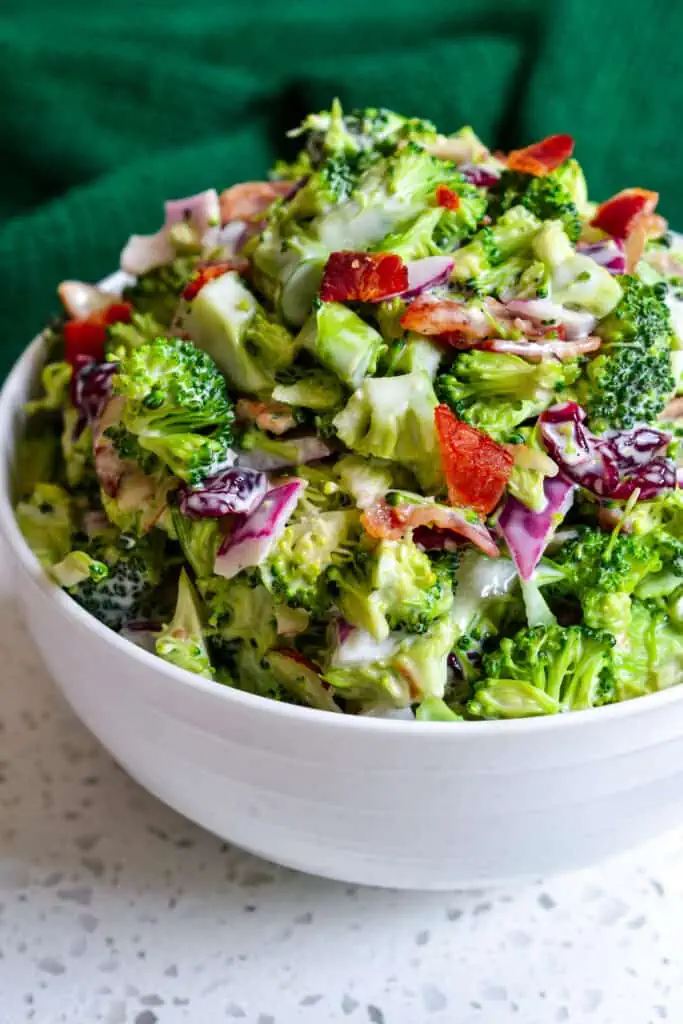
<box><xmin>491</xmin><ymin>169</ymin><xmax>582</xmax><ymax>243</ymax></box>
<box><xmin>72</xmin><ymin>534</ymin><xmax>164</xmax><ymax>630</ymax></box>
<box><xmin>581</xmin><ymin>275</ymin><xmax>676</xmax><ymax>429</ymax></box>
<box><xmin>468</xmin><ymin>623</ymin><xmax>616</xmax><ymax>718</ymax></box>
<box><xmin>123</xmin><ymin>256</ymin><xmax>198</xmax><ymax>326</ymax></box>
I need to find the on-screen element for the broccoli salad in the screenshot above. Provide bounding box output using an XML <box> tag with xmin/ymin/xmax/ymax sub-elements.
<box><xmin>16</xmin><ymin>101</ymin><xmax>683</xmax><ymax>721</ymax></box>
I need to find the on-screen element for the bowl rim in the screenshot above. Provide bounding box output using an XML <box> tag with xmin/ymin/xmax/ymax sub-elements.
<box><xmin>3</xmin><ymin>282</ymin><xmax>683</xmax><ymax>738</ymax></box>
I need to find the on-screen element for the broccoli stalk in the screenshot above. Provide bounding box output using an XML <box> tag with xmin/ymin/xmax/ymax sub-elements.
<box><xmin>532</xmin><ymin>220</ymin><xmax>622</xmax><ymax>316</ymax></box>
<box><xmin>298</xmin><ymin>300</ymin><xmax>386</xmax><ymax>388</ymax></box>
<box><xmin>156</xmin><ymin>569</ymin><xmax>214</xmax><ymax>679</ymax></box>
<box><xmin>122</xmin><ymin>255</ymin><xmax>198</xmax><ymax>326</ymax></box>
<box><xmin>333</xmin><ymin>370</ymin><xmax>444</xmax><ymax>492</ymax></box>
<box><xmin>468</xmin><ymin>624</ymin><xmax>616</xmax><ymax>718</ymax></box>
<box><xmin>15</xmin><ymin>483</ymin><xmax>73</xmax><ymax>567</ymax></box>
<box><xmin>450</xmin><ymin>206</ymin><xmax>542</xmax><ymax>295</ymax></box>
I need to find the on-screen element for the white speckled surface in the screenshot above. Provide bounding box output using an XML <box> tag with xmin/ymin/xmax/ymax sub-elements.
<box><xmin>1</xmin><ymin>542</ymin><xmax>683</xmax><ymax>1024</ymax></box>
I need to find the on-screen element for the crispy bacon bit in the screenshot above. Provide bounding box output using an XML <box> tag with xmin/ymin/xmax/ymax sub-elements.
<box><xmin>320</xmin><ymin>251</ymin><xmax>408</xmax><ymax>303</ymax></box>
<box><xmin>360</xmin><ymin>499</ymin><xmax>405</xmax><ymax>540</ymax></box>
<box><xmin>435</xmin><ymin>405</ymin><xmax>513</xmax><ymax>515</ymax></box>
<box><xmin>591</xmin><ymin>188</ymin><xmax>659</xmax><ymax>239</ymax></box>
<box><xmin>393</xmin><ymin>503</ymin><xmax>500</xmax><ymax>558</ymax></box>
<box><xmin>484</xmin><ymin>335</ymin><xmax>601</xmax><ymax>362</ymax></box>
<box><xmin>183</xmin><ymin>264</ymin><xmax>240</xmax><ymax>301</ymax></box>
<box><xmin>64</xmin><ymin>302</ymin><xmax>132</xmax><ymax>366</ymax></box>
<box><xmin>236</xmin><ymin>398</ymin><xmax>297</xmax><ymax>436</ymax></box>
<box><xmin>435</xmin><ymin>185</ymin><xmax>461</xmax><ymax>210</ymax></box>
<box><xmin>624</xmin><ymin>211</ymin><xmax>669</xmax><ymax>273</ymax></box>
<box><xmin>219</xmin><ymin>180</ymin><xmax>293</xmax><ymax>224</ymax></box>
<box><xmin>400</xmin><ymin>296</ymin><xmax>492</xmax><ymax>339</ymax></box>
<box><xmin>505</xmin><ymin>134</ymin><xmax>574</xmax><ymax>176</ymax></box>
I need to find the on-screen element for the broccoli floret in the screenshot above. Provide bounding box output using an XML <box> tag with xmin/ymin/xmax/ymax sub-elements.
<box><xmin>414</xmin><ymin>697</ymin><xmax>463</xmax><ymax>721</ymax></box>
<box><xmin>333</xmin><ymin>370</ymin><xmax>443</xmax><ymax>492</ymax></box>
<box><xmin>550</xmin><ymin>527</ymin><xmax>662</xmax><ymax>638</ymax></box>
<box><xmin>112</xmin><ymin>336</ymin><xmax>235</xmax><ymax>485</ymax></box>
<box><xmin>272</xmin><ymin>366</ymin><xmax>345</xmax><ymax>411</ymax></box>
<box><xmin>382</xmin><ymin>333</ymin><xmax>444</xmax><ymax>379</ymax></box>
<box><xmin>197</xmin><ymin>574</ymin><xmax>277</xmax><ymax>655</ymax></box>
<box><xmin>451</xmin><ymin>206</ymin><xmax>542</xmax><ymax>289</ymax></box>
<box><xmin>289</xmin><ymin>100</ymin><xmax>438</xmax><ymax>165</ymax></box>
<box><xmin>373</xmin><ymin>208</ymin><xmax>444</xmax><ymax>261</ymax></box>
<box><xmin>298</xmin><ymin>300</ymin><xmax>386</xmax><ymax>389</ymax></box>
<box><xmin>532</xmin><ymin>220</ymin><xmax>622</xmax><ymax>317</ymax></box>
<box><xmin>15</xmin><ymin>482</ymin><xmax>73</xmax><ymax>567</ymax></box>
<box><xmin>334</xmin><ymin>454</ymin><xmax>398</xmax><ymax>509</ymax></box>
<box><xmin>72</xmin><ymin>533</ymin><xmax>164</xmax><ymax>630</ymax></box>
<box><xmin>324</xmin><ymin>613</ymin><xmax>458</xmax><ymax>709</ymax></box>
<box><xmin>612</xmin><ymin>599</ymin><xmax>683</xmax><ymax>701</ymax></box>
<box><xmin>123</xmin><ymin>256</ymin><xmax>198</xmax><ymax>326</ymax></box>
<box><xmin>170</xmin><ymin>507</ymin><xmax>221</xmax><ymax>578</ymax></box>
<box><xmin>261</xmin><ymin>509</ymin><xmax>358</xmax><ymax>613</ymax></box>
<box><xmin>105</xmin><ymin>311</ymin><xmax>167</xmax><ymax>361</ymax></box>
<box><xmin>580</xmin><ymin>276</ymin><xmax>676</xmax><ymax>430</ymax></box>
<box><xmin>490</xmin><ymin>162</ymin><xmax>586</xmax><ymax>243</ymax></box>
<box><xmin>180</xmin><ymin>271</ymin><xmax>297</xmax><ymax>393</ymax></box>
<box><xmin>266</xmin><ymin>650</ymin><xmax>340</xmax><ymax>712</ymax></box>
<box><xmin>50</xmin><ymin>551</ymin><xmax>109</xmax><ymax>588</ymax></box>
<box><xmin>468</xmin><ymin>624</ymin><xmax>616</xmax><ymax>718</ymax></box>
<box><xmin>436</xmin><ymin>350</ymin><xmax>579</xmax><ymax>441</ymax></box>
<box><xmin>61</xmin><ymin>409</ymin><xmax>96</xmax><ymax>489</ymax></box>
<box><xmin>24</xmin><ymin>361</ymin><xmax>71</xmax><ymax>417</ymax></box>
<box><xmin>330</xmin><ymin>537</ymin><xmax>454</xmax><ymax>641</ymax></box>
<box><xmin>156</xmin><ymin>569</ymin><xmax>213</xmax><ymax>679</ymax></box>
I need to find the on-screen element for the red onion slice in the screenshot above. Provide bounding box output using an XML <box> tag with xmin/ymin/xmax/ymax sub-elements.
<box><xmin>498</xmin><ymin>475</ymin><xmax>575</xmax><ymax>581</ymax></box>
<box><xmin>214</xmin><ymin>479</ymin><xmax>305</xmax><ymax>579</ymax></box>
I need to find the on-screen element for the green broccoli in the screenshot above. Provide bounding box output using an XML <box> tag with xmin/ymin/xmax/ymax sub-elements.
<box><xmin>180</xmin><ymin>271</ymin><xmax>297</xmax><ymax>393</ymax></box>
<box><xmin>24</xmin><ymin>361</ymin><xmax>72</xmax><ymax>418</ymax></box>
<box><xmin>105</xmin><ymin>311</ymin><xmax>168</xmax><ymax>360</ymax></box>
<box><xmin>171</xmin><ymin>507</ymin><xmax>221</xmax><ymax>578</ymax></box>
<box><xmin>490</xmin><ymin>160</ymin><xmax>587</xmax><ymax>244</ymax></box>
<box><xmin>197</xmin><ymin>574</ymin><xmax>277</xmax><ymax>654</ymax></box>
<box><xmin>261</xmin><ymin>509</ymin><xmax>358</xmax><ymax>612</ymax></box>
<box><xmin>450</xmin><ymin>206</ymin><xmax>542</xmax><ymax>291</ymax></box>
<box><xmin>50</xmin><ymin>551</ymin><xmax>109</xmax><ymax>588</ymax></box>
<box><xmin>579</xmin><ymin>275</ymin><xmax>676</xmax><ymax>430</ymax></box>
<box><xmin>14</xmin><ymin>433</ymin><xmax>59</xmax><ymax>500</ymax></box>
<box><xmin>382</xmin><ymin>333</ymin><xmax>444</xmax><ymax>379</ymax></box>
<box><xmin>324</xmin><ymin>613</ymin><xmax>458</xmax><ymax>709</ymax></box>
<box><xmin>298</xmin><ymin>300</ymin><xmax>386</xmax><ymax>389</ymax></box>
<box><xmin>289</xmin><ymin>100</ymin><xmax>438</xmax><ymax>164</ymax></box>
<box><xmin>330</xmin><ymin>537</ymin><xmax>454</xmax><ymax>641</ymax></box>
<box><xmin>123</xmin><ymin>255</ymin><xmax>198</xmax><ymax>326</ymax></box>
<box><xmin>15</xmin><ymin>483</ymin><xmax>73</xmax><ymax>567</ymax></box>
<box><xmin>415</xmin><ymin>697</ymin><xmax>463</xmax><ymax>722</ymax></box>
<box><xmin>468</xmin><ymin>624</ymin><xmax>616</xmax><ymax>718</ymax></box>
<box><xmin>266</xmin><ymin>650</ymin><xmax>340</xmax><ymax>712</ymax></box>
<box><xmin>532</xmin><ymin>220</ymin><xmax>622</xmax><ymax>317</ymax></box>
<box><xmin>61</xmin><ymin>409</ymin><xmax>95</xmax><ymax>490</ymax></box>
<box><xmin>156</xmin><ymin>569</ymin><xmax>214</xmax><ymax>679</ymax></box>
<box><xmin>112</xmin><ymin>336</ymin><xmax>235</xmax><ymax>485</ymax></box>
<box><xmin>550</xmin><ymin>527</ymin><xmax>662</xmax><ymax>639</ymax></box>
<box><xmin>72</xmin><ymin>532</ymin><xmax>165</xmax><ymax>630</ymax></box>
<box><xmin>333</xmin><ymin>370</ymin><xmax>443</xmax><ymax>492</ymax></box>
<box><xmin>334</xmin><ymin>454</ymin><xmax>399</xmax><ymax>509</ymax></box>
<box><xmin>612</xmin><ymin>599</ymin><xmax>683</xmax><ymax>701</ymax></box>
<box><xmin>435</xmin><ymin>350</ymin><xmax>579</xmax><ymax>441</ymax></box>
<box><xmin>272</xmin><ymin>366</ymin><xmax>345</xmax><ymax>411</ymax></box>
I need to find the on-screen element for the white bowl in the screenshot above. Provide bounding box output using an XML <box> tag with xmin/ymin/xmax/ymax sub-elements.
<box><xmin>4</xmin><ymin>297</ymin><xmax>683</xmax><ymax>890</ymax></box>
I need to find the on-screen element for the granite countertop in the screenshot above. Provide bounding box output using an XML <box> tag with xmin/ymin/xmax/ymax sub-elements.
<box><xmin>0</xmin><ymin>542</ymin><xmax>682</xmax><ymax>1024</ymax></box>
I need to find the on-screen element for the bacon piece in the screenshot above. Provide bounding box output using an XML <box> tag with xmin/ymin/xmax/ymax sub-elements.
<box><xmin>624</xmin><ymin>211</ymin><xmax>669</xmax><ymax>273</ymax></box>
<box><xmin>435</xmin><ymin>185</ymin><xmax>461</xmax><ymax>210</ymax></box>
<box><xmin>400</xmin><ymin>296</ymin><xmax>492</xmax><ymax>339</ymax></box>
<box><xmin>320</xmin><ymin>252</ymin><xmax>408</xmax><ymax>303</ymax></box>
<box><xmin>659</xmin><ymin>396</ymin><xmax>683</xmax><ymax>421</ymax></box>
<box><xmin>591</xmin><ymin>188</ymin><xmax>659</xmax><ymax>239</ymax></box>
<box><xmin>505</xmin><ymin>134</ymin><xmax>574</xmax><ymax>176</ymax></box>
<box><xmin>393</xmin><ymin>503</ymin><xmax>500</xmax><ymax>558</ymax></box>
<box><xmin>435</xmin><ymin>406</ymin><xmax>513</xmax><ymax>515</ymax></box>
<box><xmin>360</xmin><ymin>499</ymin><xmax>405</xmax><ymax>541</ymax></box>
<box><xmin>219</xmin><ymin>181</ymin><xmax>293</xmax><ymax>224</ymax></box>
<box><xmin>182</xmin><ymin>263</ymin><xmax>243</xmax><ymax>301</ymax></box>
<box><xmin>484</xmin><ymin>335</ymin><xmax>601</xmax><ymax>362</ymax></box>
<box><xmin>236</xmin><ymin>398</ymin><xmax>297</xmax><ymax>436</ymax></box>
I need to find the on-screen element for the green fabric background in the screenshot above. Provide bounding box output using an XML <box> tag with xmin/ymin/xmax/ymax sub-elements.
<box><xmin>1</xmin><ymin>0</ymin><xmax>682</xmax><ymax>377</ymax></box>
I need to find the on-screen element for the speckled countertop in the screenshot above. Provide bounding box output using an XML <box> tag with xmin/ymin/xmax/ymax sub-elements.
<box><xmin>0</xmin><ymin>542</ymin><xmax>682</xmax><ymax>1024</ymax></box>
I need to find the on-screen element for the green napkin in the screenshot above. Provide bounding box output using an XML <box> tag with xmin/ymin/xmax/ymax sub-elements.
<box><xmin>1</xmin><ymin>0</ymin><xmax>681</xmax><ymax>377</ymax></box>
